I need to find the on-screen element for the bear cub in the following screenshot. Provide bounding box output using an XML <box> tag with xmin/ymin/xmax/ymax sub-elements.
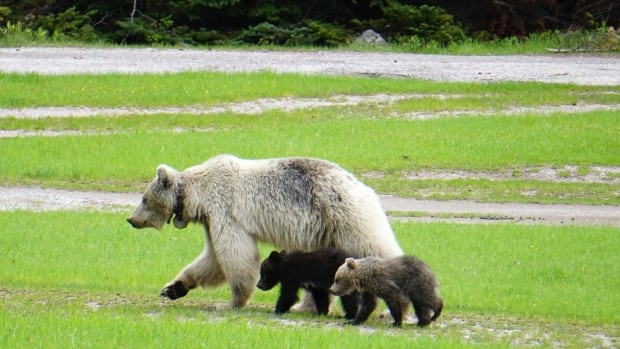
<box><xmin>329</xmin><ymin>255</ymin><xmax>443</xmax><ymax>327</ymax></box>
<box><xmin>257</xmin><ymin>247</ymin><xmax>359</xmax><ymax>319</ymax></box>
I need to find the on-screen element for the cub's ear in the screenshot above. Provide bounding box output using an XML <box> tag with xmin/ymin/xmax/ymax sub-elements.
<box><xmin>345</xmin><ymin>257</ymin><xmax>357</xmax><ymax>270</ymax></box>
<box><xmin>156</xmin><ymin>164</ymin><xmax>178</xmax><ymax>189</ymax></box>
<box><xmin>268</xmin><ymin>251</ymin><xmax>281</xmax><ymax>260</ymax></box>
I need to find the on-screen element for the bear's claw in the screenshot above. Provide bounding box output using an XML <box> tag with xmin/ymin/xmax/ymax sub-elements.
<box><xmin>160</xmin><ymin>281</ymin><xmax>188</xmax><ymax>300</ymax></box>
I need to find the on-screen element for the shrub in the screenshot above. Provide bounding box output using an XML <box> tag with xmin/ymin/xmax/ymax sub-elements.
<box><xmin>0</xmin><ymin>21</ymin><xmax>49</xmax><ymax>45</ymax></box>
<box><xmin>237</xmin><ymin>21</ymin><xmax>349</xmax><ymax>47</ymax></box>
<box><xmin>36</xmin><ymin>6</ymin><xmax>98</xmax><ymax>42</ymax></box>
<box><xmin>115</xmin><ymin>15</ymin><xmax>180</xmax><ymax>45</ymax></box>
<box><xmin>356</xmin><ymin>2</ymin><xmax>466</xmax><ymax>47</ymax></box>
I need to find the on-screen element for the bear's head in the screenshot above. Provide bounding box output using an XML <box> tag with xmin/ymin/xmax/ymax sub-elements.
<box><xmin>329</xmin><ymin>257</ymin><xmax>358</xmax><ymax>296</ymax></box>
<box><xmin>127</xmin><ymin>164</ymin><xmax>188</xmax><ymax>230</ymax></box>
<box><xmin>256</xmin><ymin>251</ymin><xmax>285</xmax><ymax>291</ymax></box>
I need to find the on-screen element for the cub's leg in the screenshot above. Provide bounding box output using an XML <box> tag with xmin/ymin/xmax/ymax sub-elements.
<box><xmin>309</xmin><ymin>288</ymin><xmax>330</xmax><ymax>315</ymax></box>
<box><xmin>275</xmin><ymin>284</ymin><xmax>300</xmax><ymax>314</ymax></box>
<box><xmin>350</xmin><ymin>292</ymin><xmax>377</xmax><ymax>325</ymax></box>
<box><xmin>340</xmin><ymin>292</ymin><xmax>359</xmax><ymax>320</ymax></box>
<box><xmin>382</xmin><ymin>292</ymin><xmax>405</xmax><ymax>327</ymax></box>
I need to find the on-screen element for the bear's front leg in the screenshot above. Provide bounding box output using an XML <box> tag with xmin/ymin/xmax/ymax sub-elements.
<box><xmin>340</xmin><ymin>292</ymin><xmax>360</xmax><ymax>320</ymax></box>
<box><xmin>229</xmin><ymin>280</ymin><xmax>255</xmax><ymax>308</ymax></box>
<box><xmin>161</xmin><ymin>246</ymin><xmax>226</xmax><ymax>300</ymax></box>
<box><xmin>349</xmin><ymin>292</ymin><xmax>377</xmax><ymax>325</ymax></box>
<box><xmin>309</xmin><ymin>287</ymin><xmax>330</xmax><ymax>315</ymax></box>
<box><xmin>160</xmin><ymin>280</ymin><xmax>190</xmax><ymax>300</ymax></box>
<box><xmin>214</xmin><ymin>229</ymin><xmax>261</xmax><ymax>309</ymax></box>
<box><xmin>275</xmin><ymin>284</ymin><xmax>300</xmax><ymax>314</ymax></box>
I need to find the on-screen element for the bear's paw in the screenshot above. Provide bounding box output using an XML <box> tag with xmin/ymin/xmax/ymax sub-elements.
<box><xmin>160</xmin><ymin>281</ymin><xmax>188</xmax><ymax>300</ymax></box>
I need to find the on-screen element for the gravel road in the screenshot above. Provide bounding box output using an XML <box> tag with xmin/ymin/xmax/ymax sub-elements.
<box><xmin>2</xmin><ymin>186</ymin><xmax>619</xmax><ymax>226</ymax></box>
<box><xmin>2</xmin><ymin>47</ymin><xmax>620</xmax><ymax>85</ymax></box>
<box><xmin>1</xmin><ymin>47</ymin><xmax>618</xmax><ymax>226</ymax></box>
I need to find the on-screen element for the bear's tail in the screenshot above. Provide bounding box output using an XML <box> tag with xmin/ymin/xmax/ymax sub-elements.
<box><xmin>431</xmin><ymin>298</ymin><xmax>443</xmax><ymax>321</ymax></box>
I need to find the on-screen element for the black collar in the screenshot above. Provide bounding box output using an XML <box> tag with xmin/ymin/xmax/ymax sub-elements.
<box><xmin>171</xmin><ymin>179</ymin><xmax>185</xmax><ymax>223</ymax></box>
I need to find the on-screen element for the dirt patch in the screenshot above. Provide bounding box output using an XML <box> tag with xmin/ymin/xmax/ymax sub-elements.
<box><xmin>366</xmin><ymin>165</ymin><xmax>620</xmax><ymax>184</ymax></box>
<box><xmin>1</xmin><ymin>287</ymin><xmax>617</xmax><ymax>349</ymax></box>
<box><xmin>0</xmin><ymin>98</ymin><xmax>617</xmax><ymax>122</ymax></box>
<box><xmin>401</xmin><ymin>102</ymin><xmax>620</xmax><ymax>120</ymax></box>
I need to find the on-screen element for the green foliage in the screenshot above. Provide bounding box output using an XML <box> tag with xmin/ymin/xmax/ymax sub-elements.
<box><xmin>36</xmin><ymin>6</ymin><xmax>98</xmax><ymax>42</ymax></box>
<box><xmin>0</xmin><ymin>21</ymin><xmax>49</xmax><ymax>45</ymax></box>
<box><xmin>304</xmin><ymin>20</ymin><xmax>351</xmax><ymax>46</ymax></box>
<box><xmin>237</xmin><ymin>21</ymin><xmax>350</xmax><ymax>47</ymax></box>
<box><xmin>116</xmin><ymin>15</ymin><xmax>179</xmax><ymax>45</ymax></box>
<box><xmin>371</xmin><ymin>3</ymin><xmax>466</xmax><ymax>46</ymax></box>
<box><xmin>1</xmin><ymin>0</ymin><xmax>617</xmax><ymax>49</ymax></box>
<box><xmin>558</xmin><ymin>24</ymin><xmax>620</xmax><ymax>52</ymax></box>
<box><xmin>0</xmin><ymin>6</ymin><xmax>10</xmax><ymax>22</ymax></box>
<box><xmin>237</xmin><ymin>22</ymin><xmax>301</xmax><ymax>46</ymax></box>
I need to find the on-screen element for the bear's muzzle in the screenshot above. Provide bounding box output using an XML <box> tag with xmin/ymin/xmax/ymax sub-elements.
<box><xmin>126</xmin><ymin>217</ymin><xmax>138</xmax><ymax>228</ymax></box>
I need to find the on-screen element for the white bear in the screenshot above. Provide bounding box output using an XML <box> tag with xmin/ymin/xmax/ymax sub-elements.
<box><xmin>127</xmin><ymin>154</ymin><xmax>403</xmax><ymax>308</ymax></box>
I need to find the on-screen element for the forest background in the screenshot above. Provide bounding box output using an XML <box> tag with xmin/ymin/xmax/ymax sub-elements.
<box><xmin>0</xmin><ymin>0</ymin><xmax>618</xmax><ymax>49</ymax></box>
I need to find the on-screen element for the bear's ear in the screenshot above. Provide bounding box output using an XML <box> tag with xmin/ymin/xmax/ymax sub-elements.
<box><xmin>268</xmin><ymin>251</ymin><xmax>281</xmax><ymax>261</ymax></box>
<box><xmin>345</xmin><ymin>257</ymin><xmax>357</xmax><ymax>270</ymax></box>
<box><xmin>156</xmin><ymin>164</ymin><xmax>177</xmax><ymax>189</ymax></box>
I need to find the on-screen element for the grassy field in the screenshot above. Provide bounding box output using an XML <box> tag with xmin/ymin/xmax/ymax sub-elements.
<box><xmin>0</xmin><ymin>68</ymin><xmax>619</xmax><ymax>347</ymax></box>
<box><xmin>1</xmin><ymin>71</ymin><xmax>618</xmax><ymax>108</ymax></box>
<box><xmin>1</xmin><ymin>211</ymin><xmax>618</xmax><ymax>348</ymax></box>
<box><xmin>0</xmin><ymin>72</ymin><xmax>619</xmax><ymax>204</ymax></box>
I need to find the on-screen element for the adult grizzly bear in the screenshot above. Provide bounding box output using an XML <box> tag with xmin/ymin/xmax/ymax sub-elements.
<box><xmin>127</xmin><ymin>154</ymin><xmax>402</xmax><ymax>309</ymax></box>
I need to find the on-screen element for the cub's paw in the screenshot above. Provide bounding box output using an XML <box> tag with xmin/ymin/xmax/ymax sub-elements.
<box><xmin>160</xmin><ymin>281</ymin><xmax>188</xmax><ymax>300</ymax></box>
<box><xmin>345</xmin><ymin>319</ymin><xmax>362</xmax><ymax>326</ymax></box>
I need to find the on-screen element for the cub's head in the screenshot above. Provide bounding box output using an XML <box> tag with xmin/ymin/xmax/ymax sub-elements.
<box><xmin>256</xmin><ymin>251</ymin><xmax>285</xmax><ymax>291</ymax></box>
<box><xmin>329</xmin><ymin>257</ymin><xmax>358</xmax><ymax>296</ymax></box>
<box><xmin>127</xmin><ymin>164</ymin><xmax>187</xmax><ymax>230</ymax></box>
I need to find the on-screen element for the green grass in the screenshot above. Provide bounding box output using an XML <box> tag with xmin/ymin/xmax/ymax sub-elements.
<box><xmin>0</xmin><ymin>71</ymin><xmax>618</xmax><ymax>204</ymax></box>
<box><xmin>1</xmin><ymin>108</ymin><xmax>618</xmax><ymax>203</ymax></box>
<box><xmin>0</xmin><ymin>71</ymin><xmax>442</xmax><ymax>108</ymax></box>
<box><xmin>371</xmin><ymin>178</ymin><xmax>619</xmax><ymax>205</ymax></box>
<box><xmin>1</xmin><ymin>211</ymin><xmax>617</xmax><ymax>348</ymax></box>
<box><xmin>0</xmin><ymin>71</ymin><xmax>618</xmax><ymax>108</ymax></box>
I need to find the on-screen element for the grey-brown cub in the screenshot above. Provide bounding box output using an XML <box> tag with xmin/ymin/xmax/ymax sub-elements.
<box><xmin>330</xmin><ymin>256</ymin><xmax>443</xmax><ymax>327</ymax></box>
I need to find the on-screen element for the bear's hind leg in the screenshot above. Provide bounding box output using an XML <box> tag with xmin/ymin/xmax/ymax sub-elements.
<box><xmin>411</xmin><ymin>300</ymin><xmax>433</xmax><ymax>327</ymax></box>
<box><xmin>431</xmin><ymin>298</ymin><xmax>443</xmax><ymax>321</ymax></box>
